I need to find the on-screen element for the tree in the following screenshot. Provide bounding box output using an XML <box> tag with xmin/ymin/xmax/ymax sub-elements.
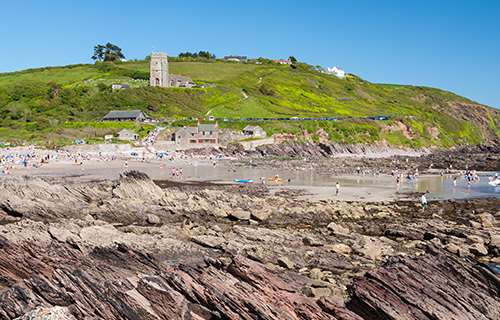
<box><xmin>91</xmin><ymin>45</ymin><xmax>105</xmax><ymax>62</ymax></box>
<box><xmin>91</xmin><ymin>43</ymin><xmax>125</xmax><ymax>62</ymax></box>
<box><xmin>289</xmin><ymin>56</ymin><xmax>297</xmax><ymax>63</ymax></box>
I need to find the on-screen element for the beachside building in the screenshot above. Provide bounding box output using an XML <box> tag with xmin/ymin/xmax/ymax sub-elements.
<box><xmin>172</xmin><ymin>123</ymin><xmax>219</xmax><ymax>148</ymax></box>
<box><xmin>118</xmin><ymin>129</ymin><xmax>139</xmax><ymax>141</ymax></box>
<box><xmin>102</xmin><ymin>110</ymin><xmax>150</xmax><ymax>122</ymax></box>
<box><xmin>150</xmin><ymin>52</ymin><xmax>196</xmax><ymax>88</ymax></box>
<box><xmin>243</xmin><ymin>125</ymin><xmax>267</xmax><ymax>138</ymax></box>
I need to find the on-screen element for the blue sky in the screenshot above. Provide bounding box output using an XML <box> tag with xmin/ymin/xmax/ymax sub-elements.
<box><xmin>1</xmin><ymin>0</ymin><xmax>499</xmax><ymax>108</ymax></box>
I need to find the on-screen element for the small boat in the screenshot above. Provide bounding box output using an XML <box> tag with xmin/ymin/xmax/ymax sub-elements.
<box><xmin>268</xmin><ymin>178</ymin><xmax>283</xmax><ymax>181</ymax></box>
<box><xmin>488</xmin><ymin>179</ymin><xmax>500</xmax><ymax>187</ymax></box>
<box><xmin>234</xmin><ymin>179</ymin><xmax>254</xmax><ymax>183</ymax></box>
<box><xmin>42</xmin><ymin>161</ymin><xmax>49</xmax><ymax>164</ymax></box>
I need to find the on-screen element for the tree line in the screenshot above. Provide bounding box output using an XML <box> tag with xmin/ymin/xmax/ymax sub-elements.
<box><xmin>178</xmin><ymin>51</ymin><xmax>216</xmax><ymax>59</ymax></box>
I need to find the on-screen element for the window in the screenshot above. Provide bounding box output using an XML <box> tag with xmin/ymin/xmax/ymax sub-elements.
<box><xmin>198</xmin><ymin>139</ymin><xmax>203</xmax><ymax>143</ymax></box>
<box><xmin>190</xmin><ymin>140</ymin><xmax>196</xmax><ymax>143</ymax></box>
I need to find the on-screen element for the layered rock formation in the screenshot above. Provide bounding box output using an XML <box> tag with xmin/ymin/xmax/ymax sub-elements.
<box><xmin>1</xmin><ymin>171</ymin><xmax>500</xmax><ymax>319</ymax></box>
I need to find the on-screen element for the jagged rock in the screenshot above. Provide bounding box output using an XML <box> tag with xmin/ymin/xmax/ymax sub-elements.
<box><xmin>351</xmin><ymin>236</ymin><xmax>394</xmax><ymax>261</ymax></box>
<box><xmin>327</xmin><ymin>222</ymin><xmax>349</xmax><ymax>234</ymax></box>
<box><xmin>190</xmin><ymin>235</ymin><xmax>225</xmax><ymax>249</ymax></box>
<box><xmin>303</xmin><ymin>236</ymin><xmax>324</xmax><ymax>247</ymax></box>
<box><xmin>229</xmin><ymin>210</ymin><xmax>251</xmax><ymax>221</ymax></box>
<box><xmin>309</xmin><ymin>268</ymin><xmax>324</xmax><ymax>280</ymax></box>
<box><xmin>250</xmin><ymin>210</ymin><xmax>271</xmax><ymax>221</ymax></box>
<box><xmin>303</xmin><ymin>286</ymin><xmax>332</xmax><ymax>299</ymax></box>
<box><xmin>469</xmin><ymin>243</ymin><xmax>488</xmax><ymax>256</ymax></box>
<box><xmin>146</xmin><ymin>214</ymin><xmax>160</xmax><ymax>224</ymax></box>
<box><xmin>349</xmin><ymin>245</ymin><xmax>500</xmax><ymax>320</ymax></box>
<box><xmin>330</xmin><ymin>243</ymin><xmax>351</xmax><ymax>254</ymax></box>
<box><xmin>277</xmin><ymin>256</ymin><xmax>295</xmax><ymax>269</ymax></box>
<box><xmin>14</xmin><ymin>307</ymin><xmax>77</xmax><ymax>320</ymax></box>
<box><xmin>475</xmin><ymin>213</ymin><xmax>494</xmax><ymax>227</ymax></box>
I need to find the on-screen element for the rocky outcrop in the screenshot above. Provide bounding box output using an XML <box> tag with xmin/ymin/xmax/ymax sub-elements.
<box><xmin>0</xmin><ymin>233</ymin><xmax>361</xmax><ymax>320</ymax></box>
<box><xmin>2</xmin><ymin>172</ymin><xmax>500</xmax><ymax>319</ymax></box>
<box><xmin>349</xmin><ymin>245</ymin><xmax>500</xmax><ymax>320</ymax></box>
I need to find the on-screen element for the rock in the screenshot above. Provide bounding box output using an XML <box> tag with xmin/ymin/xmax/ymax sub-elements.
<box><xmin>190</xmin><ymin>236</ymin><xmax>225</xmax><ymax>249</ymax></box>
<box><xmin>351</xmin><ymin>236</ymin><xmax>394</xmax><ymax>261</ymax></box>
<box><xmin>277</xmin><ymin>257</ymin><xmax>294</xmax><ymax>269</ymax></box>
<box><xmin>250</xmin><ymin>210</ymin><xmax>271</xmax><ymax>221</ymax></box>
<box><xmin>469</xmin><ymin>243</ymin><xmax>488</xmax><ymax>256</ymax></box>
<box><xmin>303</xmin><ymin>237</ymin><xmax>324</xmax><ymax>247</ymax></box>
<box><xmin>14</xmin><ymin>306</ymin><xmax>77</xmax><ymax>320</ymax></box>
<box><xmin>469</xmin><ymin>220</ymin><xmax>482</xmax><ymax>228</ymax></box>
<box><xmin>327</xmin><ymin>222</ymin><xmax>349</xmax><ymax>234</ymax></box>
<box><xmin>181</xmin><ymin>219</ymin><xmax>195</xmax><ymax>229</ymax></box>
<box><xmin>146</xmin><ymin>214</ymin><xmax>160</xmax><ymax>224</ymax></box>
<box><xmin>349</xmin><ymin>245</ymin><xmax>500</xmax><ymax>320</ymax></box>
<box><xmin>229</xmin><ymin>210</ymin><xmax>251</xmax><ymax>221</ymax></box>
<box><xmin>329</xmin><ymin>243</ymin><xmax>351</xmax><ymax>254</ymax></box>
<box><xmin>309</xmin><ymin>268</ymin><xmax>324</xmax><ymax>280</ymax></box>
<box><xmin>0</xmin><ymin>235</ymin><xmax>361</xmax><ymax>319</ymax></box>
<box><xmin>302</xmin><ymin>286</ymin><xmax>332</xmax><ymax>299</ymax></box>
<box><xmin>476</xmin><ymin>213</ymin><xmax>494</xmax><ymax>227</ymax></box>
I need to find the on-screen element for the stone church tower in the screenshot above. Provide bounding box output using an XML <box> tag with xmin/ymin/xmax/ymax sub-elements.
<box><xmin>150</xmin><ymin>52</ymin><xmax>169</xmax><ymax>87</ymax></box>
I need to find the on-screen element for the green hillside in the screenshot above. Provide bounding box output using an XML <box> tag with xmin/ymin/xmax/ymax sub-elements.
<box><xmin>0</xmin><ymin>59</ymin><xmax>499</xmax><ymax>148</ymax></box>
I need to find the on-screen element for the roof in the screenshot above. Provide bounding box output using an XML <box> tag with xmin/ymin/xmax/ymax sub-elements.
<box><xmin>174</xmin><ymin>124</ymin><xmax>218</xmax><ymax>135</ymax></box>
<box><xmin>243</xmin><ymin>125</ymin><xmax>257</xmax><ymax>131</ymax></box>
<box><xmin>174</xmin><ymin>127</ymin><xmax>199</xmax><ymax>134</ymax></box>
<box><xmin>170</xmin><ymin>74</ymin><xmax>195</xmax><ymax>84</ymax></box>
<box><xmin>199</xmin><ymin>124</ymin><xmax>217</xmax><ymax>132</ymax></box>
<box><xmin>103</xmin><ymin>110</ymin><xmax>150</xmax><ymax>120</ymax></box>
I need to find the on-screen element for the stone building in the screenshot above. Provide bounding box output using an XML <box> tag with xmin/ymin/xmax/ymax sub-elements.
<box><xmin>150</xmin><ymin>52</ymin><xmax>195</xmax><ymax>88</ymax></box>
<box><xmin>172</xmin><ymin>124</ymin><xmax>218</xmax><ymax>148</ymax></box>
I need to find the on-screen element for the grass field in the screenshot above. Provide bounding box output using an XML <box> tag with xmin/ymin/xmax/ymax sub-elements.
<box><xmin>0</xmin><ymin>65</ymin><xmax>100</xmax><ymax>87</ymax></box>
<box><xmin>0</xmin><ymin>58</ymin><xmax>497</xmax><ymax>148</ymax></box>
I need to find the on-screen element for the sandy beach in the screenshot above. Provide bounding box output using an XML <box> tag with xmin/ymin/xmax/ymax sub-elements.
<box><xmin>0</xmin><ymin>145</ymin><xmax>435</xmax><ymax>202</ymax></box>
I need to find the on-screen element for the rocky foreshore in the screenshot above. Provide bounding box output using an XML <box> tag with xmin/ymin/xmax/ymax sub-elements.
<box><xmin>1</xmin><ymin>171</ymin><xmax>500</xmax><ymax>319</ymax></box>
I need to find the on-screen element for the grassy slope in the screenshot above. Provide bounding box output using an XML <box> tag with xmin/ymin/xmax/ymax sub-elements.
<box><xmin>0</xmin><ymin>59</ymin><xmax>498</xmax><ymax>147</ymax></box>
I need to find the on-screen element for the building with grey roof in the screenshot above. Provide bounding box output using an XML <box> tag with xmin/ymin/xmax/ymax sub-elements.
<box><xmin>102</xmin><ymin>110</ymin><xmax>150</xmax><ymax>122</ymax></box>
<box><xmin>173</xmin><ymin>124</ymin><xmax>219</xmax><ymax>148</ymax></box>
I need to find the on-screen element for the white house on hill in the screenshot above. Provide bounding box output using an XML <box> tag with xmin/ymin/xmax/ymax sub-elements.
<box><xmin>327</xmin><ymin>66</ymin><xmax>345</xmax><ymax>79</ymax></box>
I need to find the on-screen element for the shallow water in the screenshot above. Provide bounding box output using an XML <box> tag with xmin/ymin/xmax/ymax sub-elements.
<box><xmin>26</xmin><ymin>160</ymin><xmax>500</xmax><ymax>201</ymax></box>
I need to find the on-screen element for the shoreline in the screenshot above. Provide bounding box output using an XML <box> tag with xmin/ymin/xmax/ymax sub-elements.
<box><xmin>1</xmin><ymin>145</ymin><xmax>498</xmax><ymax>203</ymax></box>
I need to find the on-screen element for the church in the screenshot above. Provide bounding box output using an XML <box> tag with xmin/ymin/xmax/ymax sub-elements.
<box><xmin>150</xmin><ymin>52</ymin><xmax>196</xmax><ymax>88</ymax></box>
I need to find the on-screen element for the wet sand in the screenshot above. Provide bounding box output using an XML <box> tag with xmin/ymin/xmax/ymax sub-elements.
<box><xmin>3</xmin><ymin>146</ymin><xmax>497</xmax><ymax>202</ymax></box>
<box><xmin>5</xmin><ymin>157</ymin><xmax>420</xmax><ymax>202</ymax></box>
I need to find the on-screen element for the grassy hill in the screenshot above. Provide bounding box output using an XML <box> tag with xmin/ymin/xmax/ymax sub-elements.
<box><xmin>0</xmin><ymin>58</ymin><xmax>499</xmax><ymax>148</ymax></box>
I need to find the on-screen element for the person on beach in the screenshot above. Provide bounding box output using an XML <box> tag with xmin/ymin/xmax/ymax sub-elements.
<box><xmin>335</xmin><ymin>182</ymin><xmax>340</xmax><ymax>196</ymax></box>
<box><xmin>357</xmin><ymin>167</ymin><xmax>360</xmax><ymax>175</ymax></box>
<box><xmin>421</xmin><ymin>193</ymin><xmax>427</xmax><ymax>212</ymax></box>
<box><xmin>172</xmin><ymin>168</ymin><xmax>176</xmax><ymax>178</ymax></box>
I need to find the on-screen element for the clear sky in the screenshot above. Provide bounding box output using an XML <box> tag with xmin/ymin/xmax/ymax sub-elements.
<box><xmin>1</xmin><ymin>0</ymin><xmax>499</xmax><ymax>108</ymax></box>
